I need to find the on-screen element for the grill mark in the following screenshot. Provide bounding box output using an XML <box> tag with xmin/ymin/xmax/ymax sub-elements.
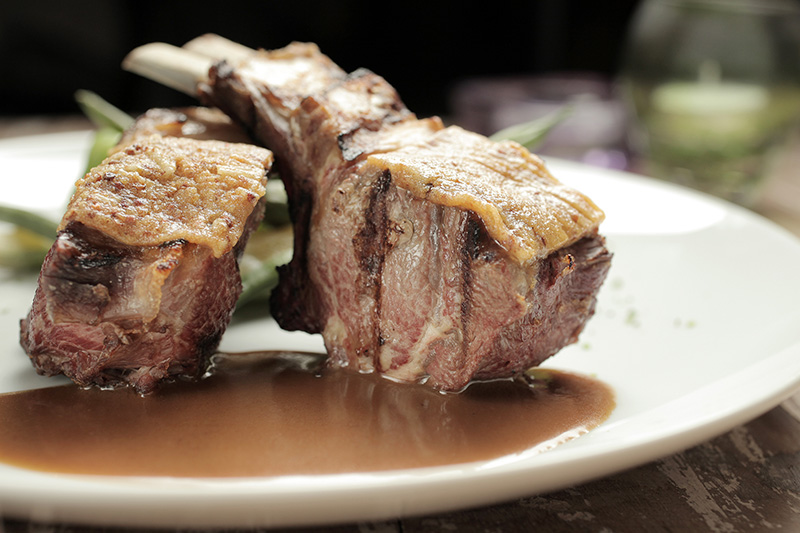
<box><xmin>352</xmin><ymin>169</ymin><xmax>392</xmax><ymax>368</ymax></box>
<box><xmin>55</xmin><ymin>227</ymin><xmax>127</xmax><ymax>283</ymax></box>
<box><xmin>73</xmin><ymin>252</ymin><xmax>124</xmax><ymax>271</ymax></box>
<box><xmin>460</xmin><ymin>215</ymin><xmax>481</xmax><ymax>360</ymax></box>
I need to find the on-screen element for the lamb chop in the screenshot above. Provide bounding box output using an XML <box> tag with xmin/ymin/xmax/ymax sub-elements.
<box><xmin>19</xmin><ymin>108</ymin><xmax>273</xmax><ymax>393</ymax></box>
<box><xmin>123</xmin><ymin>35</ymin><xmax>611</xmax><ymax>391</ymax></box>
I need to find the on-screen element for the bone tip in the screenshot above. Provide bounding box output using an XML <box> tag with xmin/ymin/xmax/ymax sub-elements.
<box><xmin>182</xmin><ymin>33</ymin><xmax>256</xmax><ymax>62</ymax></box>
<box><xmin>121</xmin><ymin>42</ymin><xmax>210</xmax><ymax>96</ymax></box>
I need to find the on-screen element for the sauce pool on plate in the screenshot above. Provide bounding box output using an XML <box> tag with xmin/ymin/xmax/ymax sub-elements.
<box><xmin>0</xmin><ymin>352</ymin><xmax>614</xmax><ymax>477</ymax></box>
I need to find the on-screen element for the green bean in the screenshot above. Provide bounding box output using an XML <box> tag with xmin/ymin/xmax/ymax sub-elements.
<box><xmin>83</xmin><ymin>126</ymin><xmax>123</xmax><ymax>173</ymax></box>
<box><xmin>0</xmin><ymin>205</ymin><xmax>59</xmax><ymax>239</ymax></box>
<box><xmin>261</xmin><ymin>178</ymin><xmax>291</xmax><ymax>227</ymax></box>
<box><xmin>74</xmin><ymin>90</ymin><xmax>134</xmax><ymax>131</ymax></box>
<box><xmin>489</xmin><ymin>101</ymin><xmax>575</xmax><ymax>150</ymax></box>
<box><xmin>0</xmin><ymin>227</ymin><xmax>52</xmax><ymax>270</ymax></box>
<box><xmin>237</xmin><ymin>225</ymin><xmax>294</xmax><ymax>309</ymax></box>
<box><xmin>74</xmin><ymin>90</ymin><xmax>134</xmax><ymax>174</ymax></box>
<box><xmin>238</xmin><ymin>252</ymin><xmax>288</xmax><ymax>308</ymax></box>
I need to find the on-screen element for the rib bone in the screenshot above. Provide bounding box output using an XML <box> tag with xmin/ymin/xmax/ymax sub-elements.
<box><xmin>122</xmin><ymin>42</ymin><xmax>212</xmax><ymax>96</ymax></box>
<box><xmin>183</xmin><ymin>34</ymin><xmax>255</xmax><ymax>62</ymax></box>
<box><xmin>122</xmin><ymin>34</ymin><xmax>256</xmax><ymax>96</ymax></box>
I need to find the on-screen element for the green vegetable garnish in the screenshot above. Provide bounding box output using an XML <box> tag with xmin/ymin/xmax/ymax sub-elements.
<box><xmin>489</xmin><ymin>101</ymin><xmax>575</xmax><ymax>150</ymax></box>
<box><xmin>0</xmin><ymin>227</ymin><xmax>53</xmax><ymax>270</ymax></box>
<box><xmin>74</xmin><ymin>89</ymin><xmax>135</xmax><ymax>131</ymax></box>
<box><xmin>0</xmin><ymin>205</ymin><xmax>58</xmax><ymax>240</ymax></box>
<box><xmin>74</xmin><ymin>90</ymin><xmax>134</xmax><ymax>173</ymax></box>
<box><xmin>237</xmin><ymin>225</ymin><xmax>294</xmax><ymax>309</ymax></box>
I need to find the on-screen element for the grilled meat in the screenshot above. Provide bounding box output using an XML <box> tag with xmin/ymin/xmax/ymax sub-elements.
<box><xmin>20</xmin><ymin>115</ymin><xmax>272</xmax><ymax>393</ymax></box>
<box><xmin>186</xmin><ymin>39</ymin><xmax>612</xmax><ymax>390</ymax></box>
<box><xmin>117</xmin><ymin>106</ymin><xmax>252</xmax><ymax>145</ymax></box>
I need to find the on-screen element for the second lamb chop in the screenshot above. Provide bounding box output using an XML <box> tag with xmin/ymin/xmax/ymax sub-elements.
<box><xmin>124</xmin><ymin>36</ymin><xmax>612</xmax><ymax>391</ymax></box>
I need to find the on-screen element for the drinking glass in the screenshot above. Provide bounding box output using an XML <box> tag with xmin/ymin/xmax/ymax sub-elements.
<box><xmin>619</xmin><ymin>0</ymin><xmax>800</xmax><ymax>206</ymax></box>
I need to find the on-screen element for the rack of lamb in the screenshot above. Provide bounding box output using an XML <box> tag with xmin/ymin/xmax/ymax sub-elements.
<box><xmin>26</xmin><ymin>34</ymin><xmax>611</xmax><ymax>393</ymax></box>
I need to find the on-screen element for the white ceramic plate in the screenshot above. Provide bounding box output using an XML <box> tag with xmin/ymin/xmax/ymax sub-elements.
<box><xmin>1</xmin><ymin>132</ymin><xmax>800</xmax><ymax>529</ymax></box>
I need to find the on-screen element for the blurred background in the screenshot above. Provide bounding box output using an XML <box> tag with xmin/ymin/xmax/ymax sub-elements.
<box><xmin>1</xmin><ymin>0</ymin><xmax>800</xmax><ymax>215</ymax></box>
<box><xmin>0</xmin><ymin>0</ymin><xmax>640</xmax><ymax>119</ymax></box>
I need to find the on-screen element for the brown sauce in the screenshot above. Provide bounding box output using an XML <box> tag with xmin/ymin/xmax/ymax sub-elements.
<box><xmin>0</xmin><ymin>352</ymin><xmax>614</xmax><ymax>477</ymax></box>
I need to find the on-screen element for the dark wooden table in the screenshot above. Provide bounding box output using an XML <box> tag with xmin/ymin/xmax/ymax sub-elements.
<box><xmin>2</xmin><ymin>117</ymin><xmax>800</xmax><ymax>533</ymax></box>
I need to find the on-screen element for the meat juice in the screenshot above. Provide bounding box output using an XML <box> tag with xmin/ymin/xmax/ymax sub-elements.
<box><xmin>0</xmin><ymin>352</ymin><xmax>614</xmax><ymax>477</ymax></box>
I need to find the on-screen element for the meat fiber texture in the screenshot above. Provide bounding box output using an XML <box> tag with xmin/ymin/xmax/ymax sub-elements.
<box><xmin>19</xmin><ymin>109</ymin><xmax>273</xmax><ymax>393</ymax></box>
<box><xmin>197</xmin><ymin>41</ymin><xmax>612</xmax><ymax>391</ymax></box>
